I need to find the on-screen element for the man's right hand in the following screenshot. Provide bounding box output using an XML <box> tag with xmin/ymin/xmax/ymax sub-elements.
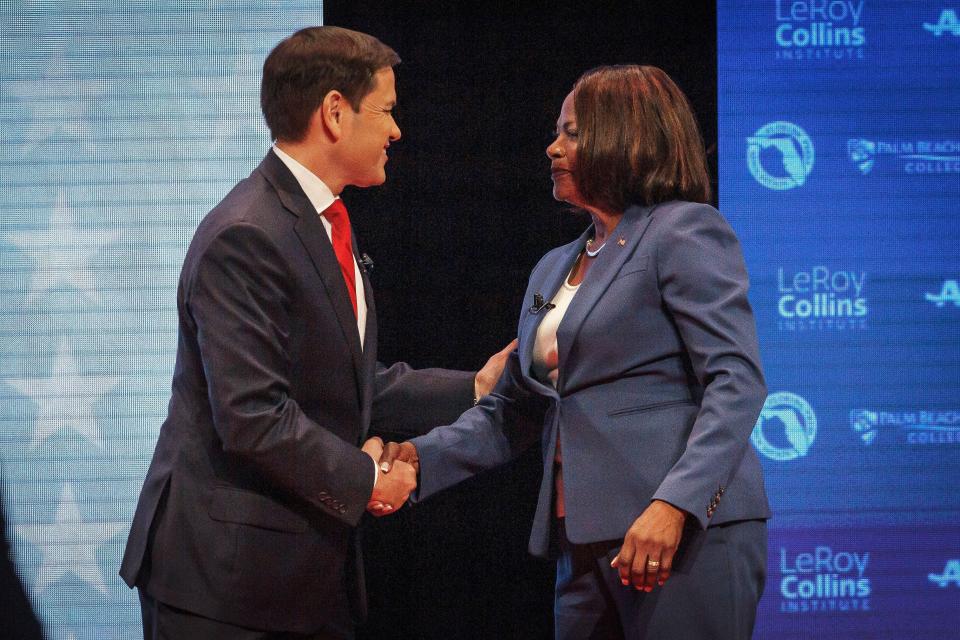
<box><xmin>366</xmin><ymin>458</ymin><xmax>417</xmax><ymax>517</ymax></box>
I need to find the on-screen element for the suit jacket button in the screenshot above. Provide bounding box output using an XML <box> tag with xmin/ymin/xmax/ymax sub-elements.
<box><xmin>339</xmin><ymin>506</ymin><xmax>347</xmax><ymax>514</ymax></box>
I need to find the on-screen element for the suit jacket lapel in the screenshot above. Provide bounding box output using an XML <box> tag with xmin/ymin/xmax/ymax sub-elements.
<box><xmin>257</xmin><ymin>151</ymin><xmax>365</xmax><ymax>398</ymax></box>
<box><xmin>518</xmin><ymin>228</ymin><xmax>591</xmax><ymax>395</ymax></box>
<box><xmin>357</xmin><ymin>238</ymin><xmax>378</xmax><ymax>439</ymax></box>
<box><xmin>555</xmin><ymin>204</ymin><xmax>656</xmax><ymax>391</ymax></box>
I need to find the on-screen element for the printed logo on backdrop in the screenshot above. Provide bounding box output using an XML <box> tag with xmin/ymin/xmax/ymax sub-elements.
<box><xmin>777</xmin><ymin>266</ymin><xmax>867</xmax><ymax>330</ymax></box>
<box><xmin>778</xmin><ymin>545</ymin><xmax>872</xmax><ymax>613</ymax></box>
<box><xmin>747</xmin><ymin>122</ymin><xmax>815</xmax><ymax>190</ymax></box>
<box><xmin>929</xmin><ymin>560</ymin><xmax>960</xmax><ymax>588</ymax></box>
<box><xmin>752</xmin><ymin>392</ymin><xmax>817</xmax><ymax>461</ymax></box>
<box><xmin>847</xmin><ymin>138</ymin><xmax>960</xmax><ymax>175</ymax></box>
<box><xmin>774</xmin><ymin>0</ymin><xmax>866</xmax><ymax>61</ymax></box>
<box><xmin>923</xmin><ymin>9</ymin><xmax>960</xmax><ymax>37</ymax></box>
<box><xmin>850</xmin><ymin>409</ymin><xmax>960</xmax><ymax>446</ymax></box>
<box><xmin>926</xmin><ymin>279</ymin><xmax>960</xmax><ymax>307</ymax></box>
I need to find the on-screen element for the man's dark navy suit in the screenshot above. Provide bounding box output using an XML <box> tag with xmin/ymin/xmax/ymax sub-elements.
<box><xmin>120</xmin><ymin>150</ymin><xmax>473</xmax><ymax>637</ymax></box>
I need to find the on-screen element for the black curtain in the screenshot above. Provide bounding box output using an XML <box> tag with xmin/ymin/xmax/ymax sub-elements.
<box><xmin>323</xmin><ymin>2</ymin><xmax>717</xmax><ymax>637</ymax></box>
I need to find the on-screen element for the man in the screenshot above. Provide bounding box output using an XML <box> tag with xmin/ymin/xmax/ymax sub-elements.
<box><xmin>120</xmin><ymin>26</ymin><xmax>509</xmax><ymax>639</ymax></box>
<box><xmin>1</xmin><ymin>474</ymin><xmax>45</xmax><ymax>640</ymax></box>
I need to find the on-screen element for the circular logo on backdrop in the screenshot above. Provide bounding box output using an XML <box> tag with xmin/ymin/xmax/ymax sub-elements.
<box><xmin>751</xmin><ymin>392</ymin><xmax>817</xmax><ymax>461</ymax></box>
<box><xmin>746</xmin><ymin>121</ymin><xmax>815</xmax><ymax>190</ymax></box>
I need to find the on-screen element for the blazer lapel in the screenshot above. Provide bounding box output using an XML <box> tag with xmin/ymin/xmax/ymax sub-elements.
<box><xmin>518</xmin><ymin>228</ymin><xmax>591</xmax><ymax>395</ymax></box>
<box><xmin>555</xmin><ymin>204</ymin><xmax>656</xmax><ymax>391</ymax></box>
<box><xmin>357</xmin><ymin>239</ymin><xmax>378</xmax><ymax>438</ymax></box>
<box><xmin>257</xmin><ymin>151</ymin><xmax>365</xmax><ymax>397</ymax></box>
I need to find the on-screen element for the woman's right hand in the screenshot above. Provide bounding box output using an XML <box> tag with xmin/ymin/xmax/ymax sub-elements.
<box><xmin>610</xmin><ymin>499</ymin><xmax>687</xmax><ymax>591</ymax></box>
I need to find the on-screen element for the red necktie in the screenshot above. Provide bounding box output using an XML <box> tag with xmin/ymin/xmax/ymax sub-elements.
<box><xmin>322</xmin><ymin>199</ymin><xmax>357</xmax><ymax>317</ymax></box>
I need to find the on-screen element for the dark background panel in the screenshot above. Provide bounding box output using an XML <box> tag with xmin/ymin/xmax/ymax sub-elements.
<box><xmin>324</xmin><ymin>2</ymin><xmax>716</xmax><ymax>637</ymax></box>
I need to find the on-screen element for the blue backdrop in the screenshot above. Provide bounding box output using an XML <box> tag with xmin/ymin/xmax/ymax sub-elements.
<box><xmin>718</xmin><ymin>1</ymin><xmax>960</xmax><ymax>637</ymax></box>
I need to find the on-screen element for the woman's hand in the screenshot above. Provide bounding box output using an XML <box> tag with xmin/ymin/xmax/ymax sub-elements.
<box><xmin>610</xmin><ymin>500</ymin><xmax>687</xmax><ymax>591</ymax></box>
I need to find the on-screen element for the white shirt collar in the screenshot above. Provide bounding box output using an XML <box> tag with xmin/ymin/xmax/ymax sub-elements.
<box><xmin>271</xmin><ymin>144</ymin><xmax>337</xmax><ymax>214</ymax></box>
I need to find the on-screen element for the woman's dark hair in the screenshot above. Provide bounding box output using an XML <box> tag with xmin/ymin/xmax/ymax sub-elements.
<box><xmin>260</xmin><ymin>26</ymin><xmax>400</xmax><ymax>142</ymax></box>
<box><xmin>572</xmin><ymin>65</ymin><xmax>711</xmax><ymax>210</ymax></box>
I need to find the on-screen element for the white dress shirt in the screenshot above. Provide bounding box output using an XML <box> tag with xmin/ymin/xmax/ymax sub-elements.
<box><xmin>272</xmin><ymin>144</ymin><xmax>368</xmax><ymax>349</ymax></box>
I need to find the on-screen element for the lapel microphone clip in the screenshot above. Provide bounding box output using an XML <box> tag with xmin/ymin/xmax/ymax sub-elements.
<box><xmin>529</xmin><ymin>293</ymin><xmax>556</xmax><ymax>314</ymax></box>
<box><xmin>359</xmin><ymin>253</ymin><xmax>375</xmax><ymax>273</ymax></box>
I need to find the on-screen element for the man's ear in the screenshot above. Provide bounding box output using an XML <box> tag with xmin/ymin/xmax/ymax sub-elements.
<box><xmin>319</xmin><ymin>90</ymin><xmax>347</xmax><ymax>141</ymax></box>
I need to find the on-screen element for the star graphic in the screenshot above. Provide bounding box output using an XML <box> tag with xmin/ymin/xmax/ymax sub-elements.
<box><xmin>5</xmin><ymin>337</ymin><xmax>119</xmax><ymax>449</ymax></box>
<box><xmin>2</xmin><ymin>44</ymin><xmax>106</xmax><ymax>156</ymax></box>
<box><xmin>15</xmin><ymin>484</ymin><xmax>125</xmax><ymax>596</ymax></box>
<box><xmin>6</xmin><ymin>189</ymin><xmax>119</xmax><ymax>304</ymax></box>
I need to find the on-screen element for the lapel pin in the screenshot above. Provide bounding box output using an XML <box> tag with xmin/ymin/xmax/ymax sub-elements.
<box><xmin>617</xmin><ymin>237</ymin><xmax>626</xmax><ymax>246</ymax></box>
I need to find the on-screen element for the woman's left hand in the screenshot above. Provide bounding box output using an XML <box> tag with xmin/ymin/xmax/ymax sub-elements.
<box><xmin>610</xmin><ymin>500</ymin><xmax>687</xmax><ymax>592</ymax></box>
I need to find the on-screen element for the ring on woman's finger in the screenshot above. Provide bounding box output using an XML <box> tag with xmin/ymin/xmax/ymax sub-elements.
<box><xmin>646</xmin><ymin>559</ymin><xmax>660</xmax><ymax>568</ymax></box>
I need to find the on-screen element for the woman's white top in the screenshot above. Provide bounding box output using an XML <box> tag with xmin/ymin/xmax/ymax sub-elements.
<box><xmin>532</xmin><ymin>266</ymin><xmax>581</xmax><ymax>388</ymax></box>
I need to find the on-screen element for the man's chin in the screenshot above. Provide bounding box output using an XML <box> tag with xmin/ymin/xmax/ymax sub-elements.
<box><xmin>352</xmin><ymin>172</ymin><xmax>387</xmax><ymax>189</ymax></box>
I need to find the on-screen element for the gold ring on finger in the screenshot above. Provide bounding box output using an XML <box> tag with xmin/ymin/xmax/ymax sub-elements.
<box><xmin>646</xmin><ymin>560</ymin><xmax>660</xmax><ymax>567</ymax></box>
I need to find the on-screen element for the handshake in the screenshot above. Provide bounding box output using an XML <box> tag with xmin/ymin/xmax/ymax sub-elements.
<box><xmin>356</xmin><ymin>338</ymin><xmax>518</xmax><ymax>517</ymax></box>
<box><xmin>361</xmin><ymin>437</ymin><xmax>419</xmax><ymax>517</ymax></box>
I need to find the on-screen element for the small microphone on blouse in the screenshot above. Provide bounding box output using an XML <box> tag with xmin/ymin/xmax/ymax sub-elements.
<box><xmin>529</xmin><ymin>293</ymin><xmax>556</xmax><ymax>314</ymax></box>
<box><xmin>359</xmin><ymin>253</ymin><xmax>375</xmax><ymax>273</ymax></box>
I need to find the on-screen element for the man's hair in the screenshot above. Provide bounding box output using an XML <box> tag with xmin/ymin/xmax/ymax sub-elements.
<box><xmin>572</xmin><ymin>65</ymin><xmax>711</xmax><ymax>211</ymax></box>
<box><xmin>260</xmin><ymin>26</ymin><xmax>400</xmax><ymax>142</ymax></box>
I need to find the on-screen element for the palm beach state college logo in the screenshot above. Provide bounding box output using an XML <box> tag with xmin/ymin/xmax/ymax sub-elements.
<box><xmin>850</xmin><ymin>409</ymin><xmax>960</xmax><ymax>446</ymax></box>
<box><xmin>847</xmin><ymin>138</ymin><xmax>960</xmax><ymax>175</ymax></box>
<box><xmin>748</xmin><ymin>122</ymin><xmax>815</xmax><ymax>190</ymax></box>
<box><xmin>751</xmin><ymin>392</ymin><xmax>817</xmax><ymax>461</ymax></box>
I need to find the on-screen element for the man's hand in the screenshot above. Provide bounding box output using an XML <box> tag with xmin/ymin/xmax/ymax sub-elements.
<box><xmin>363</xmin><ymin>437</ymin><xmax>405</xmax><ymax>516</ymax></box>
<box><xmin>362</xmin><ymin>436</ymin><xmax>384</xmax><ymax>460</ymax></box>
<box><xmin>367</xmin><ymin>459</ymin><xmax>417</xmax><ymax>517</ymax></box>
<box><xmin>474</xmin><ymin>338</ymin><xmax>518</xmax><ymax>401</ymax></box>
<box><xmin>610</xmin><ymin>500</ymin><xmax>687</xmax><ymax>592</ymax></box>
<box><xmin>370</xmin><ymin>441</ymin><xmax>419</xmax><ymax>515</ymax></box>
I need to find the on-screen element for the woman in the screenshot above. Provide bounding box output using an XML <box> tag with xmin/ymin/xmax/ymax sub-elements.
<box><xmin>380</xmin><ymin>65</ymin><xmax>770</xmax><ymax>639</ymax></box>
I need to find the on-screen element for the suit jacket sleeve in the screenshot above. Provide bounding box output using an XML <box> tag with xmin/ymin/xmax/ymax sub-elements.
<box><xmin>410</xmin><ymin>348</ymin><xmax>543</xmax><ymax>501</ymax></box>
<box><xmin>188</xmin><ymin>222</ymin><xmax>374</xmax><ymax>526</ymax></box>
<box><xmin>370</xmin><ymin>361</ymin><xmax>475</xmax><ymax>440</ymax></box>
<box><xmin>0</xmin><ymin>489</ymin><xmax>44</xmax><ymax>640</ymax></box>
<box><xmin>650</xmin><ymin>205</ymin><xmax>767</xmax><ymax>529</ymax></box>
